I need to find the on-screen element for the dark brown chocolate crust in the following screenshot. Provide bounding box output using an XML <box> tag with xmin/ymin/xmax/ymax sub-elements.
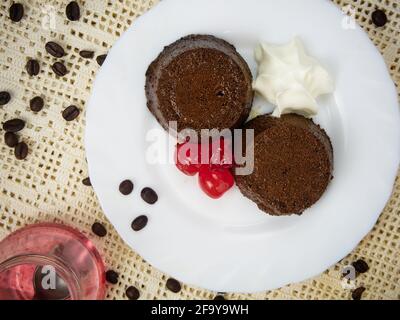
<box><xmin>145</xmin><ymin>35</ymin><xmax>253</xmax><ymax>134</ymax></box>
<box><xmin>235</xmin><ymin>114</ymin><xmax>333</xmax><ymax>216</ymax></box>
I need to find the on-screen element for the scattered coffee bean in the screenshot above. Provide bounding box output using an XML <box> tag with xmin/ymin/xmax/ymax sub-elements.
<box><xmin>352</xmin><ymin>259</ymin><xmax>369</xmax><ymax>274</ymax></box>
<box><xmin>141</xmin><ymin>187</ymin><xmax>158</xmax><ymax>204</ymax></box>
<box><xmin>119</xmin><ymin>180</ymin><xmax>134</xmax><ymax>195</ymax></box>
<box><xmin>82</xmin><ymin>177</ymin><xmax>91</xmax><ymax>186</ymax></box>
<box><xmin>96</xmin><ymin>54</ymin><xmax>107</xmax><ymax>66</ymax></box>
<box><xmin>166</xmin><ymin>278</ymin><xmax>181</xmax><ymax>293</ymax></box>
<box><xmin>3</xmin><ymin>118</ymin><xmax>25</xmax><ymax>132</ymax></box>
<box><xmin>91</xmin><ymin>222</ymin><xmax>107</xmax><ymax>237</ymax></box>
<box><xmin>45</xmin><ymin>41</ymin><xmax>65</xmax><ymax>58</ymax></box>
<box><xmin>9</xmin><ymin>3</ymin><xmax>24</xmax><ymax>22</ymax></box>
<box><xmin>131</xmin><ymin>215</ymin><xmax>148</xmax><ymax>232</ymax></box>
<box><xmin>53</xmin><ymin>244</ymin><xmax>65</xmax><ymax>257</ymax></box>
<box><xmin>352</xmin><ymin>286</ymin><xmax>366</xmax><ymax>300</ymax></box>
<box><xmin>105</xmin><ymin>270</ymin><xmax>119</xmax><ymax>284</ymax></box>
<box><xmin>213</xmin><ymin>295</ymin><xmax>226</xmax><ymax>300</ymax></box>
<box><xmin>372</xmin><ymin>9</ymin><xmax>388</xmax><ymax>27</ymax></box>
<box><xmin>14</xmin><ymin>142</ymin><xmax>28</xmax><ymax>160</ymax></box>
<box><xmin>62</xmin><ymin>105</ymin><xmax>80</xmax><ymax>121</ymax></box>
<box><xmin>66</xmin><ymin>1</ymin><xmax>80</xmax><ymax>21</ymax></box>
<box><xmin>26</xmin><ymin>59</ymin><xmax>40</xmax><ymax>76</ymax></box>
<box><xmin>79</xmin><ymin>50</ymin><xmax>95</xmax><ymax>59</ymax></box>
<box><xmin>342</xmin><ymin>268</ymin><xmax>351</xmax><ymax>279</ymax></box>
<box><xmin>125</xmin><ymin>286</ymin><xmax>140</xmax><ymax>300</ymax></box>
<box><xmin>33</xmin><ymin>265</ymin><xmax>71</xmax><ymax>300</ymax></box>
<box><xmin>29</xmin><ymin>96</ymin><xmax>44</xmax><ymax>112</ymax></box>
<box><xmin>0</xmin><ymin>91</ymin><xmax>11</xmax><ymax>106</ymax></box>
<box><xmin>51</xmin><ymin>62</ymin><xmax>68</xmax><ymax>77</ymax></box>
<box><xmin>4</xmin><ymin>132</ymin><xmax>18</xmax><ymax>148</ymax></box>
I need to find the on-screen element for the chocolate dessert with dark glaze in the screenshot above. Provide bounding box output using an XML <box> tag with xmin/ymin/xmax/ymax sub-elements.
<box><xmin>235</xmin><ymin>114</ymin><xmax>333</xmax><ymax>216</ymax></box>
<box><xmin>145</xmin><ymin>35</ymin><xmax>253</xmax><ymax>134</ymax></box>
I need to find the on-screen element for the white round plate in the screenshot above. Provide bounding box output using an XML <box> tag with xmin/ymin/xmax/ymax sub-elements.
<box><xmin>86</xmin><ymin>0</ymin><xmax>400</xmax><ymax>292</ymax></box>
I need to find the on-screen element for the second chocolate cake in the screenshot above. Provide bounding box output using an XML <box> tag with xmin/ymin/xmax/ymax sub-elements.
<box><xmin>145</xmin><ymin>35</ymin><xmax>254</xmax><ymax>134</ymax></box>
<box><xmin>235</xmin><ymin>114</ymin><xmax>333</xmax><ymax>216</ymax></box>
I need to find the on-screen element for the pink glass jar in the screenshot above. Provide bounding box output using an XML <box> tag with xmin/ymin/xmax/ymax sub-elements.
<box><xmin>0</xmin><ymin>223</ymin><xmax>106</xmax><ymax>300</ymax></box>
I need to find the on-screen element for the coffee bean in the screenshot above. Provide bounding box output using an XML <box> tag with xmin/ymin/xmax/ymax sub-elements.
<box><xmin>66</xmin><ymin>1</ymin><xmax>80</xmax><ymax>21</ymax></box>
<box><xmin>105</xmin><ymin>270</ymin><xmax>119</xmax><ymax>284</ymax></box>
<box><xmin>14</xmin><ymin>142</ymin><xmax>28</xmax><ymax>160</ymax></box>
<box><xmin>131</xmin><ymin>215</ymin><xmax>148</xmax><ymax>232</ymax></box>
<box><xmin>45</xmin><ymin>41</ymin><xmax>65</xmax><ymax>58</ymax></box>
<box><xmin>91</xmin><ymin>222</ymin><xmax>107</xmax><ymax>237</ymax></box>
<box><xmin>79</xmin><ymin>50</ymin><xmax>94</xmax><ymax>59</ymax></box>
<box><xmin>352</xmin><ymin>259</ymin><xmax>369</xmax><ymax>274</ymax></box>
<box><xmin>141</xmin><ymin>187</ymin><xmax>158</xmax><ymax>204</ymax></box>
<box><xmin>26</xmin><ymin>59</ymin><xmax>40</xmax><ymax>76</ymax></box>
<box><xmin>53</xmin><ymin>244</ymin><xmax>65</xmax><ymax>256</ymax></box>
<box><xmin>96</xmin><ymin>54</ymin><xmax>107</xmax><ymax>66</ymax></box>
<box><xmin>342</xmin><ymin>268</ymin><xmax>351</xmax><ymax>279</ymax></box>
<box><xmin>372</xmin><ymin>9</ymin><xmax>387</xmax><ymax>27</ymax></box>
<box><xmin>0</xmin><ymin>91</ymin><xmax>11</xmax><ymax>106</ymax></box>
<box><xmin>82</xmin><ymin>177</ymin><xmax>91</xmax><ymax>186</ymax></box>
<box><xmin>166</xmin><ymin>278</ymin><xmax>181</xmax><ymax>293</ymax></box>
<box><xmin>125</xmin><ymin>286</ymin><xmax>140</xmax><ymax>300</ymax></box>
<box><xmin>213</xmin><ymin>295</ymin><xmax>226</xmax><ymax>300</ymax></box>
<box><xmin>30</xmin><ymin>96</ymin><xmax>44</xmax><ymax>112</ymax></box>
<box><xmin>3</xmin><ymin>118</ymin><xmax>25</xmax><ymax>132</ymax></box>
<box><xmin>62</xmin><ymin>105</ymin><xmax>80</xmax><ymax>121</ymax></box>
<box><xmin>33</xmin><ymin>266</ymin><xmax>70</xmax><ymax>300</ymax></box>
<box><xmin>352</xmin><ymin>287</ymin><xmax>366</xmax><ymax>300</ymax></box>
<box><xmin>4</xmin><ymin>132</ymin><xmax>18</xmax><ymax>148</ymax></box>
<box><xmin>52</xmin><ymin>62</ymin><xmax>68</xmax><ymax>77</ymax></box>
<box><xmin>119</xmin><ymin>180</ymin><xmax>134</xmax><ymax>195</ymax></box>
<box><xmin>9</xmin><ymin>3</ymin><xmax>24</xmax><ymax>22</ymax></box>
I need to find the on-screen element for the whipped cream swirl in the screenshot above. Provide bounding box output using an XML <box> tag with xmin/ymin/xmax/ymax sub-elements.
<box><xmin>253</xmin><ymin>37</ymin><xmax>334</xmax><ymax>118</ymax></box>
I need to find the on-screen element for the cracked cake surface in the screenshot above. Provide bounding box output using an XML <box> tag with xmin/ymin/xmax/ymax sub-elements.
<box><xmin>235</xmin><ymin>114</ymin><xmax>333</xmax><ymax>216</ymax></box>
<box><xmin>145</xmin><ymin>34</ymin><xmax>254</xmax><ymax>134</ymax></box>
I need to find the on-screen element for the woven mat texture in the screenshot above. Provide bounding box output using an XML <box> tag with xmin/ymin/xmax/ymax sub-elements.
<box><xmin>0</xmin><ymin>0</ymin><xmax>399</xmax><ymax>300</ymax></box>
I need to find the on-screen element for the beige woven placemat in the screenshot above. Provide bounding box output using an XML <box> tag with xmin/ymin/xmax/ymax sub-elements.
<box><xmin>0</xmin><ymin>0</ymin><xmax>399</xmax><ymax>300</ymax></box>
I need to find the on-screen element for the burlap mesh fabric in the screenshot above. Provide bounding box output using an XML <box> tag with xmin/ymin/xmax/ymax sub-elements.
<box><xmin>0</xmin><ymin>0</ymin><xmax>399</xmax><ymax>300</ymax></box>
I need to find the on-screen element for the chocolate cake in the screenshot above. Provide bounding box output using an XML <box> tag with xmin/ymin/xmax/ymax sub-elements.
<box><xmin>235</xmin><ymin>114</ymin><xmax>333</xmax><ymax>216</ymax></box>
<box><xmin>145</xmin><ymin>35</ymin><xmax>253</xmax><ymax>134</ymax></box>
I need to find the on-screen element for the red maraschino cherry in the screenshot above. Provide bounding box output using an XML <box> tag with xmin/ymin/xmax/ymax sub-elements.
<box><xmin>198</xmin><ymin>165</ymin><xmax>235</xmax><ymax>199</ymax></box>
<box><xmin>175</xmin><ymin>142</ymin><xmax>201</xmax><ymax>176</ymax></box>
<box><xmin>175</xmin><ymin>138</ymin><xmax>235</xmax><ymax>198</ymax></box>
<box><xmin>209</xmin><ymin>137</ymin><xmax>234</xmax><ymax>169</ymax></box>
